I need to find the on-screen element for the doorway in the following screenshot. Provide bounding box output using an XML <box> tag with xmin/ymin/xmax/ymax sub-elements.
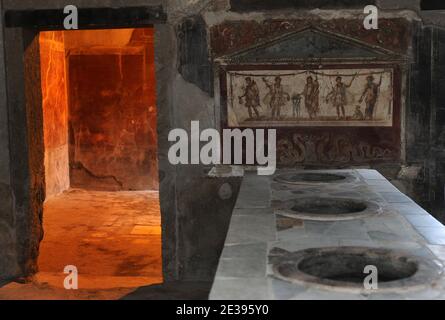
<box><xmin>37</xmin><ymin>28</ymin><xmax>162</xmax><ymax>290</ymax></box>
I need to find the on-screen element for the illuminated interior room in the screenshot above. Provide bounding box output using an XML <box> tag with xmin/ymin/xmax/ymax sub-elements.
<box><xmin>38</xmin><ymin>28</ymin><xmax>162</xmax><ymax>293</ymax></box>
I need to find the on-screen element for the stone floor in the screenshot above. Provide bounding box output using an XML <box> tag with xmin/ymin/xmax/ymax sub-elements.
<box><xmin>210</xmin><ymin>169</ymin><xmax>445</xmax><ymax>300</ymax></box>
<box><xmin>0</xmin><ymin>189</ymin><xmax>163</xmax><ymax>300</ymax></box>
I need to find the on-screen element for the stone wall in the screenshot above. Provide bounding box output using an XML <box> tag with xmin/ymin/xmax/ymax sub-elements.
<box><xmin>196</xmin><ymin>1</ymin><xmax>445</xmax><ymax>224</ymax></box>
<box><xmin>39</xmin><ymin>31</ymin><xmax>70</xmax><ymax>198</ymax></box>
<box><xmin>67</xmin><ymin>28</ymin><xmax>159</xmax><ymax>191</ymax></box>
<box><xmin>0</xmin><ymin>0</ymin><xmax>241</xmax><ymax>283</ymax></box>
<box><xmin>428</xmin><ymin>27</ymin><xmax>445</xmax><ymax>220</ymax></box>
<box><xmin>0</xmin><ymin>0</ymin><xmax>21</xmax><ymax>282</ymax></box>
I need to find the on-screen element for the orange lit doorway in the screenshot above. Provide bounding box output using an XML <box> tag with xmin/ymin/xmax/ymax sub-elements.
<box><xmin>37</xmin><ymin>28</ymin><xmax>162</xmax><ymax>291</ymax></box>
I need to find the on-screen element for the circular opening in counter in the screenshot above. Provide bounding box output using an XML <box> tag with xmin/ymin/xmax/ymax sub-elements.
<box><xmin>276</xmin><ymin>197</ymin><xmax>381</xmax><ymax>221</ymax></box>
<box><xmin>291</xmin><ymin>198</ymin><xmax>367</xmax><ymax>215</ymax></box>
<box><xmin>272</xmin><ymin>247</ymin><xmax>439</xmax><ymax>292</ymax></box>
<box><xmin>297</xmin><ymin>251</ymin><xmax>417</xmax><ymax>283</ymax></box>
<box><xmin>275</xmin><ymin>173</ymin><xmax>347</xmax><ymax>184</ymax></box>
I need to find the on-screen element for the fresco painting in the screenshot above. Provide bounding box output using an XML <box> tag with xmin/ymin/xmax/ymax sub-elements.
<box><xmin>227</xmin><ymin>68</ymin><xmax>394</xmax><ymax>127</ymax></box>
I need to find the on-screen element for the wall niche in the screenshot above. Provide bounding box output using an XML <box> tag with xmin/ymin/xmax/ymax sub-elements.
<box><xmin>214</xmin><ymin>25</ymin><xmax>411</xmax><ymax>166</ymax></box>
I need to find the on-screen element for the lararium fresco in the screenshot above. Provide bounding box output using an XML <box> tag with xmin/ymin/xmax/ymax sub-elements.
<box><xmin>226</xmin><ymin>68</ymin><xmax>394</xmax><ymax>127</ymax></box>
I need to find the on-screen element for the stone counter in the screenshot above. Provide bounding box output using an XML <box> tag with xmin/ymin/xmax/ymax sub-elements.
<box><xmin>209</xmin><ymin>169</ymin><xmax>445</xmax><ymax>300</ymax></box>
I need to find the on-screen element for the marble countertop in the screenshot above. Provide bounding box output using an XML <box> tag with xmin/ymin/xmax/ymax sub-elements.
<box><xmin>209</xmin><ymin>169</ymin><xmax>445</xmax><ymax>300</ymax></box>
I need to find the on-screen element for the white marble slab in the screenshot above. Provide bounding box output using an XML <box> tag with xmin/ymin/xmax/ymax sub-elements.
<box><xmin>210</xmin><ymin>169</ymin><xmax>445</xmax><ymax>300</ymax></box>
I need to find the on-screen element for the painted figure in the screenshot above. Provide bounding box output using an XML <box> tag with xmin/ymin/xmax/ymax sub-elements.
<box><xmin>301</xmin><ymin>76</ymin><xmax>320</xmax><ymax>119</ymax></box>
<box><xmin>228</xmin><ymin>69</ymin><xmax>392</xmax><ymax>127</ymax></box>
<box><xmin>292</xmin><ymin>94</ymin><xmax>302</xmax><ymax>119</ymax></box>
<box><xmin>262</xmin><ymin>76</ymin><xmax>290</xmax><ymax>119</ymax></box>
<box><xmin>352</xmin><ymin>105</ymin><xmax>365</xmax><ymax>120</ymax></box>
<box><xmin>326</xmin><ymin>75</ymin><xmax>356</xmax><ymax>120</ymax></box>
<box><xmin>238</xmin><ymin>77</ymin><xmax>261</xmax><ymax>119</ymax></box>
<box><xmin>359</xmin><ymin>75</ymin><xmax>382</xmax><ymax>120</ymax></box>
